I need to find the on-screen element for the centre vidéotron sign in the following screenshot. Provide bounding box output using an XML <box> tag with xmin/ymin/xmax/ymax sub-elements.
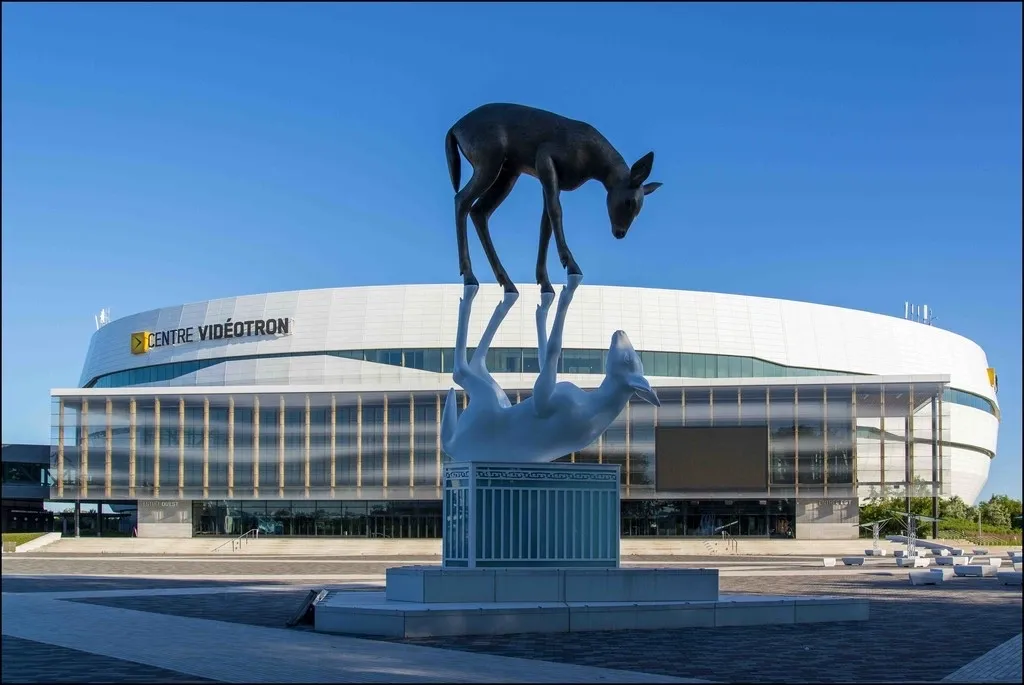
<box><xmin>130</xmin><ymin>317</ymin><xmax>292</xmax><ymax>355</ymax></box>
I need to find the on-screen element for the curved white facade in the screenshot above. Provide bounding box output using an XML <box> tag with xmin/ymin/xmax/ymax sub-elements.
<box><xmin>77</xmin><ymin>284</ymin><xmax>999</xmax><ymax>503</ymax></box>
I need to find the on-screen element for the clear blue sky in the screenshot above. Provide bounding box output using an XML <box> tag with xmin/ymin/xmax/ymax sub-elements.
<box><xmin>2</xmin><ymin>3</ymin><xmax>1020</xmax><ymax>500</ymax></box>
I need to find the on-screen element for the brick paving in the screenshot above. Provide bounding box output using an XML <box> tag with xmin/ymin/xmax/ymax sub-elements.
<box><xmin>4</xmin><ymin>556</ymin><xmax>1022</xmax><ymax>683</ymax></box>
<box><xmin>942</xmin><ymin>633</ymin><xmax>1022</xmax><ymax>683</ymax></box>
<box><xmin>1</xmin><ymin>635</ymin><xmax>215</xmax><ymax>683</ymax></box>
<box><xmin>387</xmin><ymin>575</ymin><xmax>1023</xmax><ymax>684</ymax></box>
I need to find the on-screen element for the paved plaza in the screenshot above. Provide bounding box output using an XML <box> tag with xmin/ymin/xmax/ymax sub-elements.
<box><xmin>2</xmin><ymin>553</ymin><xmax>1021</xmax><ymax>683</ymax></box>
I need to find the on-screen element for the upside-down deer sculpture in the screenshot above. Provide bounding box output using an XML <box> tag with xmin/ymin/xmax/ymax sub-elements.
<box><xmin>446</xmin><ymin>103</ymin><xmax>663</xmax><ymax>294</ymax></box>
<box><xmin>439</xmin><ymin>276</ymin><xmax>661</xmax><ymax>463</ymax></box>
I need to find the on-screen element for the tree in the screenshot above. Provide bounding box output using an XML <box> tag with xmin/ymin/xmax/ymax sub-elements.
<box><xmin>979</xmin><ymin>499</ymin><xmax>1012</xmax><ymax>529</ymax></box>
<box><xmin>939</xmin><ymin>496</ymin><xmax>973</xmax><ymax>521</ymax></box>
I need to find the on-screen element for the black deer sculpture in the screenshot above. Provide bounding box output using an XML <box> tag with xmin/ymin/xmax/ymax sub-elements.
<box><xmin>445</xmin><ymin>103</ymin><xmax>663</xmax><ymax>294</ymax></box>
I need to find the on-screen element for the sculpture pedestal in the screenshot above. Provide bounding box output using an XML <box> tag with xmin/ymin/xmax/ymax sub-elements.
<box><xmin>313</xmin><ymin>463</ymin><xmax>869</xmax><ymax>638</ymax></box>
<box><xmin>442</xmin><ymin>462</ymin><xmax>620</xmax><ymax>569</ymax></box>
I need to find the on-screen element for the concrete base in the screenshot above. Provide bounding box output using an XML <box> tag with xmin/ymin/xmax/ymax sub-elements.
<box><xmin>865</xmin><ymin>549</ymin><xmax>889</xmax><ymax>556</ymax></box>
<box><xmin>315</xmin><ymin>591</ymin><xmax>870</xmax><ymax>638</ymax></box>
<box><xmin>385</xmin><ymin>566</ymin><xmax>719</xmax><ymax>604</ymax></box>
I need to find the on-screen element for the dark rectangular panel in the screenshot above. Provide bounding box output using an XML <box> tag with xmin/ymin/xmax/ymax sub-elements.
<box><xmin>656</xmin><ymin>426</ymin><xmax>768</xmax><ymax>491</ymax></box>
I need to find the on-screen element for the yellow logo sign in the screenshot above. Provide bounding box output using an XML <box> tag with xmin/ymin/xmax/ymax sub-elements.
<box><xmin>130</xmin><ymin>331</ymin><xmax>150</xmax><ymax>355</ymax></box>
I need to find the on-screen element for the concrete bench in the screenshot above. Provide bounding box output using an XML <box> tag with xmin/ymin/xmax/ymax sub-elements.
<box><xmin>864</xmin><ymin>549</ymin><xmax>889</xmax><ymax>556</ymax></box>
<box><xmin>954</xmin><ymin>564</ymin><xmax>998</xmax><ymax>578</ymax></box>
<box><xmin>841</xmin><ymin>557</ymin><xmax>865</xmax><ymax>566</ymax></box>
<box><xmin>1014</xmin><ymin>562</ymin><xmax>1022</xmax><ymax>573</ymax></box>
<box><xmin>909</xmin><ymin>569</ymin><xmax>945</xmax><ymax>585</ymax></box>
<box><xmin>936</xmin><ymin>556</ymin><xmax>954</xmax><ymax>566</ymax></box>
<box><xmin>972</xmin><ymin>549</ymin><xmax>989</xmax><ymax>556</ymax></box>
<box><xmin>822</xmin><ymin>557</ymin><xmax>837</xmax><ymax>567</ymax></box>
<box><xmin>1009</xmin><ymin>553</ymin><xmax>1022</xmax><ymax>564</ymax></box>
<box><xmin>932</xmin><ymin>566</ymin><xmax>956</xmax><ymax>580</ymax></box>
<box><xmin>952</xmin><ymin>548</ymin><xmax>965</xmax><ymax>556</ymax></box>
<box><xmin>997</xmin><ymin>571</ymin><xmax>1022</xmax><ymax>586</ymax></box>
<box><xmin>937</xmin><ymin>548</ymin><xmax>951</xmax><ymax>557</ymax></box>
<box><xmin>897</xmin><ymin>557</ymin><xmax>931</xmax><ymax>568</ymax></box>
<box><xmin>988</xmin><ymin>558</ymin><xmax>1004</xmax><ymax>569</ymax></box>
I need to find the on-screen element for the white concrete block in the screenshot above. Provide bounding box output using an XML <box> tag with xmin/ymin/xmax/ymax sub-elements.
<box><xmin>909</xmin><ymin>569</ymin><xmax>944</xmax><ymax>585</ymax></box>
<box><xmin>822</xmin><ymin>557</ymin><xmax>837</xmax><ymax>567</ymax></box>
<box><xmin>997</xmin><ymin>571</ymin><xmax>1022</xmax><ymax>586</ymax></box>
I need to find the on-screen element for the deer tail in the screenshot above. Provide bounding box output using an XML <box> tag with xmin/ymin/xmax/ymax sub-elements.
<box><xmin>440</xmin><ymin>387</ymin><xmax>458</xmax><ymax>457</ymax></box>
<box><xmin>445</xmin><ymin>128</ymin><xmax>461</xmax><ymax>193</ymax></box>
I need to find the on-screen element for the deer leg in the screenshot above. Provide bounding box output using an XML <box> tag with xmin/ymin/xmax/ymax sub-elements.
<box><xmin>532</xmin><ymin>274</ymin><xmax>582</xmax><ymax>418</ymax></box>
<box><xmin>469</xmin><ymin>166</ymin><xmax>519</xmax><ymax>294</ymax></box>
<box><xmin>452</xmin><ymin>284</ymin><xmax>479</xmax><ymax>388</ymax></box>
<box><xmin>535</xmin><ymin>213</ymin><xmax>554</xmax><ymax>294</ymax></box>
<box><xmin>470</xmin><ymin>290</ymin><xmax>519</xmax><ymax>373</ymax></box>
<box><xmin>535</xmin><ymin>289</ymin><xmax>555</xmax><ymax>371</ymax></box>
<box><xmin>535</xmin><ymin>149</ymin><xmax>581</xmax><ymax>278</ymax></box>
<box><xmin>455</xmin><ymin>162</ymin><xmax>502</xmax><ymax>287</ymax></box>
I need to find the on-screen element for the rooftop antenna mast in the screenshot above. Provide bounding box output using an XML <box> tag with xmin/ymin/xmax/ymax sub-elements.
<box><xmin>94</xmin><ymin>308</ymin><xmax>112</xmax><ymax>330</ymax></box>
<box><xmin>903</xmin><ymin>301</ymin><xmax>936</xmax><ymax>326</ymax></box>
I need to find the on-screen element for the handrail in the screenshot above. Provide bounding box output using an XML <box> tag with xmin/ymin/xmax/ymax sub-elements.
<box><xmin>213</xmin><ymin>528</ymin><xmax>260</xmax><ymax>553</ymax></box>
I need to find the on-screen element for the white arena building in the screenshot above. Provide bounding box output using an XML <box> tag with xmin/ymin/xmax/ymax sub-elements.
<box><xmin>48</xmin><ymin>284</ymin><xmax>1000</xmax><ymax>540</ymax></box>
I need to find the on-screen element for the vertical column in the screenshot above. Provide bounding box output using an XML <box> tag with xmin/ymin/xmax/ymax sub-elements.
<box><xmin>227</xmin><ymin>396</ymin><xmax>235</xmax><ymax>497</ymax></box>
<box><xmin>597</xmin><ymin>434</ymin><xmax>604</xmax><ymax>464</ymax></box>
<box><xmin>382</xmin><ymin>395</ymin><xmax>389</xmax><ymax>488</ymax></box>
<box><xmin>278</xmin><ymin>396</ymin><xmax>285</xmax><ymax>496</ymax></box>
<box><xmin>879</xmin><ymin>388</ymin><xmax>886</xmax><ymax>494</ymax></box>
<box><xmin>736</xmin><ymin>388</ymin><xmax>742</xmax><ymax>422</ymax></box>
<box><xmin>154</xmin><ymin>398</ymin><xmax>161</xmax><ymax>495</ymax></box>
<box><xmin>330</xmin><ymin>395</ymin><xmax>337</xmax><ymax>490</ymax></box>
<box><xmin>435</xmin><ymin>394</ymin><xmax>442</xmax><ymax>488</ymax></box>
<box><xmin>681</xmin><ymin>388</ymin><xmax>687</xmax><ymax>424</ymax></box>
<box><xmin>624</xmin><ymin>401</ymin><xmax>631</xmax><ymax>491</ymax></box>
<box><xmin>851</xmin><ymin>388</ymin><xmax>858</xmax><ymax>488</ymax></box>
<box><xmin>822</xmin><ymin>386</ymin><xmax>828</xmax><ymax>492</ymax></box>
<box><xmin>931</xmin><ymin>392</ymin><xmax>940</xmax><ymax>537</ymax></box>
<box><xmin>409</xmin><ymin>394</ymin><xmax>415</xmax><ymax>489</ymax></box>
<box><xmin>253</xmin><ymin>396</ymin><xmax>260</xmax><ymax>495</ymax></box>
<box><xmin>177</xmin><ymin>398</ymin><xmax>185</xmax><ymax>496</ymax></box>
<box><xmin>129</xmin><ymin>398</ymin><xmax>137</xmax><ymax>498</ymax></box>
<box><xmin>57</xmin><ymin>399</ymin><xmax>65</xmax><ymax>498</ymax></box>
<box><xmin>905</xmin><ymin>388</ymin><xmax>915</xmax><ymax>512</ymax></box>
<box><xmin>764</xmin><ymin>388</ymin><xmax>770</xmax><ymax>492</ymax></box>
<box><xmin>304</xmin><ymin>394</ymin><xmax>311</xmax><ymax>494</ymax></box>
<box><xmin>81</xmin><ymin>400</ymin><xmax>89</xmax><ymax>498</ymax></box>
<box><xmin>202</xmin><ymin>397</ymin><xmax>210</xmax><ymax>498</ymax></box>
<box><xmin>356</xmin><ymin>395</ymin><xmax>363</xmax><ymax>488</ymax></box>
<box><xmin>792</xmin><ymin>387</ymin><xmax>799</xmax><ymax>497</ymax></box>
<box><xmin>105</xmin><ymin>399</ymin><xmax>113</xmax><ymax>498</ymax></box>
<box><xmin>708</xmin><ymin>387</ymin><xmax>714</xmax><ymax>426</ymax></box>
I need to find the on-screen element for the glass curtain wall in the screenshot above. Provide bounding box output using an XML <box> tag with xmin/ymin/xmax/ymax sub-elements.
<box><xmin>50</xmin><ymin>381</ymin><xmax>950</xmax><ymax>508</ymax></box>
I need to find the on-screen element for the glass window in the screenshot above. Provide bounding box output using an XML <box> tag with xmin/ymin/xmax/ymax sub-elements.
<box><xmin>423</xmin><ymin>349</ymin><xmax>442</xmax><ymax>373</ymax></box>
<box><xmin>666</xmin><ymin>352</ymin><xmax>680</xmax><ymax>377</ymax></box>
<box><xmin>654</xmin><ymin>352</ymin><xmax>669</xmax><ymax>377</ymax></box>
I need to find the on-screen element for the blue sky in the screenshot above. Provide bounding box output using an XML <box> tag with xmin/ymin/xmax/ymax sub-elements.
<box><xmin>2</xmin><ymin>3</ymin><xmax>1020</xmax><ymax>500</ymax></box>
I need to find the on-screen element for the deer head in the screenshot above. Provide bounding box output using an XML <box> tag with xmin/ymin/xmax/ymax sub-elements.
<box><xmin>608</xmin><ymin>152</ymin><xmax>662</xmax><ymax>239</ymax></box>
<box><xmin>604</xmin><ymin>330</ymin><xmax>661</xmax><ymax>406</ymax></box>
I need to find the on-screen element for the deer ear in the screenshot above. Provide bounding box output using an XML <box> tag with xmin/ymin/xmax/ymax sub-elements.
<box><xmin>629</xmin><ymin>152</ymin><xmax>655</xmax><ymax>188</ymax></box>
<box><xmin>642</xmin><ymin>182</ymin><xmax>662</xmax><ymax>196</ymax></box>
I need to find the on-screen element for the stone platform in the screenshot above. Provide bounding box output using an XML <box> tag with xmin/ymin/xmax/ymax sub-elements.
<box><xmin>385</xmin><ymin>566</ymin><xmax>719</xmax><ymax>603</ymax></box>
<box><xmin>314</xmin><ymin>566</ymin><xmax>869</xmax><ymax>638</ymax></box>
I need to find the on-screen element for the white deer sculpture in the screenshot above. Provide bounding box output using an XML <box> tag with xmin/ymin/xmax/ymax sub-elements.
<box><xmin>440</xmin><ymin>274</ymin><xmax>661</xmax><ymax>463</ymax></box>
